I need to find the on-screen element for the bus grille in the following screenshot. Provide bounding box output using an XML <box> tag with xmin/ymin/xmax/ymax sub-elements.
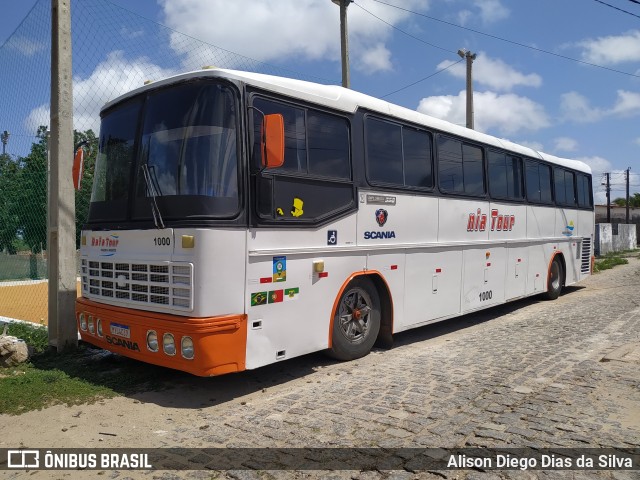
<box><xmin>81</xmin><ymin>260</ymin><xmax>193</xmax><ymax>311</ymax></box>
<box><xmin>580</xmin><ymin>237</ymin><xmax>592</xmax><ymax>274</ymax></box>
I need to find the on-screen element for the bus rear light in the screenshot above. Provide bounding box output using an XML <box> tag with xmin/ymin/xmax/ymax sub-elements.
<box><xmin>318</xmin><ymin>272</ymin><xmax>329</xmax><ymax>278</ymax></box>
<box><xmin>96</xmin><ymin>318</ymin><xmax>103</xmax><ymax>337</ymax></box>
<box><xmin>163</xmin><ymin>333</ymin><xmax>176</xmax><ymax>356</ymax></box>
<box><xmin>79</xmin><ymin>313</ymin><xmax>87</xmax><ymax>331</ymax></box>
<box><xmin>147</xmin><ymin>330</ymin><xmax>159</xmax><ymax>352</ymax></box>
<box><xmin>88</xmin><ymin>316</ymin><xmax>95</xmax><ymax>334</ymax></box>
<box><xmin>181</xmin><ymin>336</ymin><xmax>195</xmax><ymax>360</ymax></box>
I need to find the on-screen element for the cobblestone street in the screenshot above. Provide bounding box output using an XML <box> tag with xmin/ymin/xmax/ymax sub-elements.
<box><xmin>3</xmin><ymin>259</ymin><xmax>640</xmax><ymax>479</ymax></box>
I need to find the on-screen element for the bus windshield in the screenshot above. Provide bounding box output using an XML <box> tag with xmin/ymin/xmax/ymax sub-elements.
<box><xmin>89</xmin><ymin>80</ymin><xmax>240</xmax><ymax>224</ymax></box>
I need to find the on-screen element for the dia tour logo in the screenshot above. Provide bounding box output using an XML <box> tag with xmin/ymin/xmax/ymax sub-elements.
<box><xmin>467</xmin><ymin>208</ymin><xmax>515</xmax><ymax>232</ymax></box>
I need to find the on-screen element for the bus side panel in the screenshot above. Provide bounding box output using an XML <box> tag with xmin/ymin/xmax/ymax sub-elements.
<box><xmin>462</xmin><ymin>246</ymin><xmax>506</xmax><ymax>312</ymax></box>
<box><xmin>401</xmin><ymin>248</ymin><xmax>462</xmax><ymax>331</ymax></box>
<box><xmin>526</xmin><ymin>206</ymin><xmax>557</xmax><ymax>294</ymax></box>
<box><xmin>438</xmin><ymin>199</ymin><xmax>490</xmax><ymax>243</ymax></box>
<box><xmin>172</xmin><ymin>229</ymin><xmax>247</xmax><ymax>317</ymax></box>
<box><xmin>505</xmin><ymin>247</ymin><xmax>529</xmax><ymax>300</ymax></box>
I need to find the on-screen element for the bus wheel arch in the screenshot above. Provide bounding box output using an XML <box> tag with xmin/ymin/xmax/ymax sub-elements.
<box><xmin>327</xmin><ymin>272</ymin><xmax>393</xmax><ymax>361</ymax></box>
<box><xmin>543</xmin><ymin>252</ymin><xmax>565</xmax><ymax>300</ymax></box>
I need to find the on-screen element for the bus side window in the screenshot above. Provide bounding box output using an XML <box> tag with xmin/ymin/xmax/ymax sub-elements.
<box><xmin>251</xmin><ymin>95</ymin><xmax>354</xmax><ymax>223</ymax></box>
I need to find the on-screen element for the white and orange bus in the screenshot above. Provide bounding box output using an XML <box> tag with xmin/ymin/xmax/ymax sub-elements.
<box><xmin>76</xmin><ymin>68</ymin><xmax>594</xmax><ymax>376</ymax></box>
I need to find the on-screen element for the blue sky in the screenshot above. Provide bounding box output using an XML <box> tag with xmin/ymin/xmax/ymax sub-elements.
<box><xmin>1</xmin><ymin>0</ymin><xmax>639</xmax><ymax>203</ymax></box>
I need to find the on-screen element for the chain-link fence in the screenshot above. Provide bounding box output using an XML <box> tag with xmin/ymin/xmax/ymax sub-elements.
<box><xmin>0</xmin><ymin>0</ymin><xmax>329</xmax><ymax>324</ymax></box>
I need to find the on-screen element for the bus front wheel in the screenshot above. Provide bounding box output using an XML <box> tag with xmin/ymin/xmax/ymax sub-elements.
<box><xmin>328</xmin><ymin>277</ymin><xmax>381</xmax><ymax>361</ymax></box>
<box><xmin>543</xmin><ymin>257</ymin><xmax>564</xmax><ymax>300</ymax></box>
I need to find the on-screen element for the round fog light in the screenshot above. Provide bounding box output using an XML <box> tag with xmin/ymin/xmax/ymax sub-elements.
<box><xmin>181</xmin><ymin>336</ymin><xmax>194</xmax><ymax>360</ymax></box>
<box><xmin>88</xmin><ymin>316</ymin><xmax>95</xmax><ymax>334</ymax></box>
<box><xmin>96</xmin><ymin>318</ymin><xmax>103</xmax><ymax>337</ymax></box>
<box><xmin>79</xmin><ymin>313</ymin><xmax>87</xmax><ymax>331</ymax></box>
<box><xmin>163</xmin><ymin>333</ymin><xmax>176</xmax><ymax>356</ymax></box>
<box><xmin>147</xmin><ymin>330</ymin><xmax>158</xmax><ymax>352</ymax></box>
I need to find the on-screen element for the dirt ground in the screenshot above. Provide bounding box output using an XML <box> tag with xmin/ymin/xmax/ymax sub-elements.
<box><xmin>0</xmin><ymin>281</ymin><xmax>81</xmax><ymax>325</ymax></box>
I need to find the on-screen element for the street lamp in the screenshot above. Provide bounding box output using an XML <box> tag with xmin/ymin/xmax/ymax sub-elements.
<box><xmin>458</xmin><ymin>49</ymin><xmax>477</xmax><ymax>129</ymax></box>
<box><xmin>1</xmin><ymin>131</ymin><xmax>9</xmax><ymax>155</ymax></box>
<box><xmin>331</xmin><ymin>0</ymin><xmax>353</xmax><ymax>88</ymax></box>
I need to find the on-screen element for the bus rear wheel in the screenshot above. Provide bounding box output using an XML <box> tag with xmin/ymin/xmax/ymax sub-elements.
<box><xmin>328</xmin><ymin>277</ymin><xmax>381</xmax><ymax>361</ymax></box>
<box><xmin>543</xmin><ymin>257</ymin><xmax>563</xmax><ymax>300</ymax></box>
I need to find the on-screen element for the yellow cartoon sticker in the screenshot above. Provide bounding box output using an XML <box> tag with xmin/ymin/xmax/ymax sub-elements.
<box><xmin>291</xmin><ymin>197</ymin><xmax>304</xmax><ymax>217</ymax></box>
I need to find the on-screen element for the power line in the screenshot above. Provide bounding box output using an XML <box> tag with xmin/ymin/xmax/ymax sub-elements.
<box><xmin>353</xmin><ymin>2</ymin><xmax>455</xmax><ymax>54</ymax></box>
<box><xmin>369</xmin><ymin>0</ymin><xmax>640</xmax><ymax>78</ymax></box>
<box><xmin>381</xmin><ymin>58</ymin><xmax>464</xmax><ymax>98</ymax></box>
<box><xmin>592</xmin><ymin>0</ymin><xmax>640</xmax><ymax>18</ymax></box>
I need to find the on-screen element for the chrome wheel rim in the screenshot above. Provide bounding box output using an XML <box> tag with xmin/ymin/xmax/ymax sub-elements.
<box><xmin>338</xmin><ymin>287</ymin><xmax>372</xmax><ymax>343</ymax></box>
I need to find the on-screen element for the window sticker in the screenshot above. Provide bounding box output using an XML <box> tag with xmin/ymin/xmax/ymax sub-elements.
<box><xmin>291</xmin><ymin>197</ymin><xmax>304</xmax><ymax>217</ymax></box>
<box><xmin>273</xmin><ymin>256</ymin><xmax>287</xmax><ymax>282</ymax></box>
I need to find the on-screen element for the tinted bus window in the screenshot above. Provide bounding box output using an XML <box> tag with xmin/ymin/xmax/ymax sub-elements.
<box><xmin>403</xmin><ymin>127</ymin><xmax>433</xmax><ymax>188</ymax></box>
<box><xmin>526</xmin><ymin>160</ymin><xmax>553</xmax><ymax>204</ymax></box>
<box><xmin>576</xmin><ymin>173</ymin><xmax>593</xmax><ymax>207</ymax></box>
<box><xmin>365</xmin><ymin>118</ymin><xmax>403</xmax><ymax>185</ymax></box>
<box><xmin>308</xmin><ymin>110</ymin><xmax>350</xmax><ymax>179</ymax></box>
<box><xmin>489</xmin><ymin>151</ymin><xmax>523</xmax><ymax>200</ymax></box>
<box><xmin>554</xmin><ymin>168</ymin><xmax>577</xmax><ymax>206</ymax></box>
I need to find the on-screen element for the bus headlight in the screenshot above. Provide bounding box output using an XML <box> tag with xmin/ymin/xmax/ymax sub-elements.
<box><xmin>79</xmin><ymin>313</ymin><xmax>87</xmax><ymax>331</ymax></box>
<box><xmin>96</xmin><ymin>318</ymin><xmax>103</xmax><ymax>337</ymax></box>
<box><xmin>163</xmin><ymin>333</ymin><xmax>176</xmax><ymax>356</ymax></box>
<box><xmin>181</xmin><ymin>336</ymin><xmax>194</xmax><ymax>360</ymax></box>
<box><xmin>88</xmin><ymin>316</ymin><xmax>95</xmax><ymax>334</ymax></box>
<box><xmin>146</xmin><ymin>330</ymin><xmax>158</xmax><ymax>352</ymax></box>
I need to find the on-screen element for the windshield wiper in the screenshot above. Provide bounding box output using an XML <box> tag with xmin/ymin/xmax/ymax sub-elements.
<box><xmin>140</xmin><ymin>163</ymin><xmax>165</xmax><ymax>229</ymax></box>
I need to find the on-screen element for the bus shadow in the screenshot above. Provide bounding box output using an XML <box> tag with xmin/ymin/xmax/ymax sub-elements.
<box><xmin>31</xmin><ymin>288</ymin><xmax>586</xmax><ymax>410</ymax></box>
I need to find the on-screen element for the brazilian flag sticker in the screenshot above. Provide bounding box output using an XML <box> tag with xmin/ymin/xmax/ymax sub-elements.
<box><xmin>251</xmin><ymin>291</ymin><xmax>268</xmax><ymax>306</ymax></box>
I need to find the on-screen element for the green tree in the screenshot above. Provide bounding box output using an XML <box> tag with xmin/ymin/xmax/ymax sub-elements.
<box><xmin>73</xmin><ymin>129</ymin><xmax>97</xmax><ymax>248</ymax></box>
<box><xmin>612</xmin><ymin>193</ymin><xmax>640</xmax><ymax>208</ymax></box>
<box><xmin>14</xmin><ymin>126</ymin><xmax>97</xmax><ymax>253</ymax></box>
<box><xmin>0</xmin><ymin>152</ymin><xmax>21</xmax><ymax>254</ymax></box>
<box><xmin>16</xmin><ymin>127</ymin><xmax>48</xmax><ymax>253</ymax></box>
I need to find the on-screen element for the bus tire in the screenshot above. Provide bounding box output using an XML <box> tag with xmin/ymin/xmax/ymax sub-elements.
<box><xmin>328</xmin><ymin>277</ymin><xmax>381</xmax><ymax>361</ymax></box>
<box><xmin>543</xmin><ymin>257</ymin><xmax>563</xmax><ymax>300</ymax></box>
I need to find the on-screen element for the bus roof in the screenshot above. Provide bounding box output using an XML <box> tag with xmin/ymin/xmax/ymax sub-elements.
<box><xmin>102</xmin><ymin>67</ymin><xmax>591</xmax><ymax>174</ymax></box>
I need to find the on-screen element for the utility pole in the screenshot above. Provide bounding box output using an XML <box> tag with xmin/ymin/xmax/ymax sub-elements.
<box><xmin>626</xmin><ymin>167</ymin><xmax>630</xmax><ymax>224</ymax></box>
<box><xmin>458</xmin><ymin>49</ymin><xmax>477</xmax><ymax>129</ymax></box>
<box><xmin>1</xmin><ymin>131</ymin><xmax>9</xmax><ymax>155</ymax></box>
<box><xmin>49</xmin><ymin>0</ymin><xmax>77</xmax><ymax>351</ymax></box>
<box><xmin>332</xmin><ymin>0</ymin><xmax>352</xmax><ymax>88</ymax></box>
<box><xmin>605</xmin><ymin>172</ymin><xmax>611</xmax><ymax>222</ymax></box>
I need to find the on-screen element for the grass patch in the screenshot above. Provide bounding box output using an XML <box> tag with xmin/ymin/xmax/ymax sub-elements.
<box><xmin>0</xmin><ymin>322</ymin><xmax>175</xmax><ymax>415</ymax></box>
<box><xmin>593</xmin><ymin>253</ymin><xmax>629</xmax><ymax>273</ymax></box>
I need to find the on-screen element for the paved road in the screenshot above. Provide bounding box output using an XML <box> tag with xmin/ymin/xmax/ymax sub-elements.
<box><xmin>4</xmin><ymin>258</ymin><xmax>640</xmax><ymax>479</ymax></box>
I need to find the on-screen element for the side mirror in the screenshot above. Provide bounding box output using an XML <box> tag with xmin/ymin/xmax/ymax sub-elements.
<box><xmin>72</xmin><ymin>146</ymin><xmax>84</xmax><ymax>191</ymax></box>
<box><xmin>262</xmin><ymin>113</ymin><xmax>284</xmax><ymax>169</ymax></box>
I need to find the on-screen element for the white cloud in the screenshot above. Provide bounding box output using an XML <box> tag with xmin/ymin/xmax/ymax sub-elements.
<box><xmin>473</xmin><ymin>0</ymin><xmax>509</xmax><ymax>24</ymax></box>
<box><xmin>634</xmin><ymin>137</ymin><xmax>640</xmax><ymax>146</ymax></box>
<box><xmin>560</xmin><ymin>91</ymin><xmax>603</xmax><ymax>123</ymax></box>
<box><xmin>578</xmin><ymin>30</ymin><xmax>640</xmax><ymax>65</ymax></box>
<box><xmin>517</xmin><ymin>140</ymin><xmax>544</xmax><ymax>152</ymax></box>
<box><xmin>7</xmin><ymin>36</ymin><xmax>47</xmax><ymax>57</ymax></box>
<box><xmin>25</xmin><ymin>51</ymin><xmax>176</xmax><ymax>134</ymax></box>
<box><xmin>561</xmin><ymin>90</ymin><xmax>640</xmax><ymax>123</ymax></box>
<box><xmin>574</xmin><ymin>156</ymin><xmax>612</xmax><ymax>175</ymax></box>
<box><xmin>437</xmin><ymin>52</ymin><xmax>541</xmax><ymax>92</ymax></box>
<box><xmin>553</xmin><ymin>137</ymin><xmax>578</xmax><ymax>152</ymax></box>
<box><xmin>357</xmin><ymin>43</ymin><xmax>392</xmax><ymax>73</ymax></box>
<box><xmin>457</xmin><ymin>9</ymin><xmax>472</xmax><ymax>26</ymax></box>
<box><xmin>417</xmin><ymin>90</ymin><xmax>550</xmax><ymax>135</ymax></box>
<box><xmin>610</xmin><ymin>90</ymin><xmax>640</xmax><ymax>116</ymax></box>
<box><xmin>158</xmin><ymin>0</ymin><xmax>429</xmax><ymax>74</ymax></box>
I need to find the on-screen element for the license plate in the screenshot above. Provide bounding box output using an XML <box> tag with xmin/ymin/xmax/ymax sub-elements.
<box><xmin>109</xmin><ymin>323</ymin><xmax>130</xmax><ymax>339</ymax></box>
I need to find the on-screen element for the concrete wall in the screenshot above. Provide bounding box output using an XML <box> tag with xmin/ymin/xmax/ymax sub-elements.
<box><xmin>596</xmin><ymin>223</ymin><xmax>637</xmax><ymax>255</ymax></box>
